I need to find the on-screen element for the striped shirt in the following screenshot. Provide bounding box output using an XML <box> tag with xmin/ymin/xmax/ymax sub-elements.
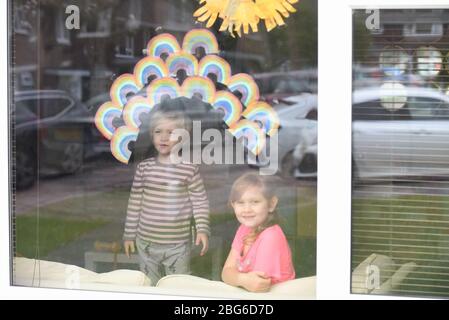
<box><xmin>123</xmin><ymin>158</ymin><xmax>210</xmax><ymax>244</ymax></box>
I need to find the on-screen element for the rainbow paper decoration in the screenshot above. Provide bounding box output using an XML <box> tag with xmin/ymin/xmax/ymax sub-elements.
<box><xmin>198</xmin><ymin>55</ymin><xmax>232</xmax><ymax>85</ymax></box>
<box><xmin>212</xmin><ymin>91</ymin><xmax>243</xmax><ymax>127</ymax></box>
<box><xmin>96</xmin><ymin>29</ymin><xmax>281</xmax><ymax>164</ymax></box>
<box><xmin>94</xmin><ymin>102</ymin><xmax>123</xmax><ymax>140</ymax></box>
<box><xmin>123</xmin><ymin>96</ymin><xmax>154</xmax><ymax>130</ymax></box>
<box><xmin>182</xmin><ymin>29</ymin><xmax>219</xmax><ymax>55</ymax></box>
<box><xmin>110</xmin><ymin>74</ymin><xmax>142</xmax><ymax>107</ymax></box>
<box><xmin>147</xmin><ymin>77</ymin><xmax>181</xmax><ymax>106</ymax></box>
<box><xmin>111</xmin><ymin>126</ymin><xmax>139</xmax><ymax>164</ymax></box>
<box><xmin>243</xmin><ymin>101</ymin><xmax>280</xmax><ymax>136</ymax></box>
<box><xmin>147</xmin><ymin>33</ymin><xmax>181</xmax><ymax>58</ymax></box>
<box><xmin>227</xmin><ymin>73</ymin><xmax>260</xmax><ymax>106</ymax></box>
<box><xmin>228</xmin><ymin>119</ymin><xmax>266</xmax><ymax>155</ymax></box>
<box><xmin>181</xmin><ymin>76</ymin><xmax>216</xmax><ymax>103</ymax></box>
<box><xmin>166</xmin><ymin>52</ymin><xmax>199</xmax><ymax>77</ymax></box>
<box><xmin>134</xmin><ymin>56</ymin><xmax>169</xmax><ymax>87</ymax></box>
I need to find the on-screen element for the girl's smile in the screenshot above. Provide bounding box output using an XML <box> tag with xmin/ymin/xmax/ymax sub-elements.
<box><xmin>231</xmin><ymin>186</ymin><xmax>277</xmax><ymax>230</ymax></box>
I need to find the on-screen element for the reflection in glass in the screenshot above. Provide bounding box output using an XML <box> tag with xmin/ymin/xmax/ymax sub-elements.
<box><xmin>415</xmin><ymin>47</ymin><xmax>443</xmax><ymax>78</ymax></box>
<box><xmin>352</xmin><ymin>9</ymin><xmax>449</xmax><ymax>299</ymax></box>
<box><xmin>379</xmin><ymin>46</ymin><xmax>410</xmax><ymax>77</ymax></box>
<box><xmin>379</xmin><ymin>82</ymin><xmax>407</xmax><ymax>110</ymax></box>
<box><xmin>10</xmin><ymin>0</ymin><xmax>317</xmax><ymax>298</ymax></box>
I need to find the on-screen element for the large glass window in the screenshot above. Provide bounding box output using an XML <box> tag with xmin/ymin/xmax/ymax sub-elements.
<box><xmin>352</xmin><ymin>9</ymin><xmax>449</xmax><ymax>299</ymax></box>
<box><xmin>10</xmin><ymin>0</ymin><xmax>317</xmax><ymax>298</ymax></box>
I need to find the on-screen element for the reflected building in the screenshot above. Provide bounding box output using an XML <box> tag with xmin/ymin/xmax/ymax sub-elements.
<box><xmin>354</xmin><ymin>9</ymin><xmax>449</xmax><ymax>89</ymax></box>
<box><xmin>12</xmin><ymin>0</ymin><xmax>273</xmax><ymax>106</ymax></box>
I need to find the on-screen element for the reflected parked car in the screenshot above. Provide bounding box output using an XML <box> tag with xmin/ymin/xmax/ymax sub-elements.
<box><xmin>254</xmin><ymin>69</ymin><xmax>317</xmax><ymax>105</ymax></box>
<box><xmin>353</xmin><ymin>86</ymin><xmax>449</xmax><ymax>180</ymax></box>
<box><xmin>14</xmin><ymin>90</ymin><xmax>101</xmax><ymax>189</ymax></box>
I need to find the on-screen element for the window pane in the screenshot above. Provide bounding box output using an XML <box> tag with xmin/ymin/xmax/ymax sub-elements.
<box><xmin>352</xmin><ymin>9</ymin><xmax>449</xmax><ymax>299</ymax></box>
<box><xmin>10</xmin><ymin>0</ymin><xmax>317</xmax><ymax>298</ymax></box>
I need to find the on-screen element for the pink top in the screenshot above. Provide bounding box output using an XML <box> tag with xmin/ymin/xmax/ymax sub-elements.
<box><xmin>231</xmin><ymin>224</ymin><xmax>296</xmax><ymax>284</ymax></box>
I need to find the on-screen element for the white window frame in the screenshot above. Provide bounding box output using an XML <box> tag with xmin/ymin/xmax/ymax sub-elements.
<box><xmin>115</xmin><ymin>35</ymin><xmax>136</xmax><ymax>58</ymax></box>
<box><xmin>319</xmin><ymin>0</ymin><xmax>448</xmax><ymax>301</ymax></box>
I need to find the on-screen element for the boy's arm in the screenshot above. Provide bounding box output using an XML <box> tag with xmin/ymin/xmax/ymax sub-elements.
<box><xmin>187</xmin><ymin>166</ymin><xmax>210</xmax><ymax>236</ymax></box>
<box><xmin>123</xmin><ymin>163</ymin><xmax>144</xmax><ymax>240</ymax></box>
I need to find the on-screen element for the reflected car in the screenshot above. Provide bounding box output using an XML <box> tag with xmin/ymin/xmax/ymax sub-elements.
<box><xmin>353</xmin><ymin>65</ymin><xmax>426</xmax><ymax>90</ymax></box>
<box><xmin>254</xmin><ymin>69</ymin><xmax>317</xmax><ymax>105</ymax></box>
<box><xmin>353</xmin><ymin>87</ymin><xmax>449</xmax><ymax>180</ymax></box>
<box><xmin>14</xmin><ymin>90</ymin><xmax>101</xmax><ymax>189</ymax></box>
<box><xmin>255</xmin><ymin>94</ymin><xmax>318</xmax><ymax>178</ymax></box>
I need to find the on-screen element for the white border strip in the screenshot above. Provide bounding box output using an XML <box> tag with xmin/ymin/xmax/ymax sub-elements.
<box><xmin>3</xmin><ymin>0</ymin><xmax>449</xmax><ymax>300</ymax></box>
<box><xmin>317</xmin><ymin>0</ymin><xmax>448</xmax><ymax>300</ymax></box>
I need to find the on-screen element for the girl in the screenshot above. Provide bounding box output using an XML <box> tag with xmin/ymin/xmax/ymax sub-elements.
<box><xmin>222</xmin><ymin>173</ymin><xmax>295</xmax><ymax>292</ymax></box>
<box><xmin>123</xmin><ymin>102</ymin><xmax>210</xmax><ymax>286</ymax></box>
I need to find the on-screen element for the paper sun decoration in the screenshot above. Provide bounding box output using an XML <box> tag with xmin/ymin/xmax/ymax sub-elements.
<box><xmin>193</xmin><ymin>0</ymin><xmax>299</xmax><ymax>37</ymax></box>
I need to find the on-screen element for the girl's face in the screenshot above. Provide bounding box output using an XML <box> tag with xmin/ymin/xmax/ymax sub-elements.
<box><xmin>231</xmin><ymin>186</ymin><xmax>278</xmax><ymax>230</ymax></box>
<box><xmin>152</xmin><ymin>119</ymin><xmax>182</xmax><ymax>156</ymax></box>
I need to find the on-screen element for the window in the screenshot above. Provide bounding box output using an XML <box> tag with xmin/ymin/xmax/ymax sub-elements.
<box><xmin>9</xmin><ymin>0</ymin><xmax>317</xmax><ymax>299</ymax></box>
<box><xmin>78</xmin><ymin>9</ymin><xmax>112</xmax><ymax>38</ymax></box>
<box><xmin>404</xmin><ymin>23</ymin><xmax>444</xmax><ymax>37</ymax></box>
<box><xmin>352</xmin><ymin>9</ymin><xmax>449</xmax><ymax>299</ymax></box>
<box><xmin>115</xmin><ymin>35</ymin><xmax>136</xmax><ymax>58</ymax></box>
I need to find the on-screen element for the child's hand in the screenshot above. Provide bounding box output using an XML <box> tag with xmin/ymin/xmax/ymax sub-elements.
<box><xmin>195</xmin><ymin>233</ymin><xmax>209</xmax><ymax>256</ymax></box>
<box><xmin>242</xmin><ymin>271</ymin><xmax>271</xmax><ymax>293</ymax></box>
<box><xmin>123</xmin><ymin>240</ymin><xmax>135</xmax><ymax>258</ymax></box>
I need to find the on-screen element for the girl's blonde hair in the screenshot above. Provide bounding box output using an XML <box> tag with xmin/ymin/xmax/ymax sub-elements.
<box><xmin>229</xmin><ymin>173</ymin><xmax>280</xmax><ymax>246</ymax></box>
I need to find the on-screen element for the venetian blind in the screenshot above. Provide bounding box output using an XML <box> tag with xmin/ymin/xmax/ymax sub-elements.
<box><xmin>351</xmin><ymin>9</ymin><xmax>449</xmax><ymax>299</ymax></box>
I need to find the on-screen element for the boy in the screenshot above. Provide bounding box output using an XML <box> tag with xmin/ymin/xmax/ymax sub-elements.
<box><xmin>123</xmin><ymin>102</ymin><xmax>210</xmax><ymax>285</ymax></box>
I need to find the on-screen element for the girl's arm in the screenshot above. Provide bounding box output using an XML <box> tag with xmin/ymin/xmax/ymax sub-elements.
<box><xmin>221</xmin><ymin>249</ymin><xmax>271</xmax><ymax>293</ymax></box>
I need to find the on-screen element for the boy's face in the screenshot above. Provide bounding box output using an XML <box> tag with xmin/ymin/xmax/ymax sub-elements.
<box><xmin>152</xmin><ymin>119</ymin><xmax>182</xmax><ymax>156</ymax></box>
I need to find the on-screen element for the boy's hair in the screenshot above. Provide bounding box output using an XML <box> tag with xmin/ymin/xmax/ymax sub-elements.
<box><xmin>149</xmin><ymin>105</ymin><xmax>192</xmax><ymax>135</ymax></box>
<box><xmin>228</xmin><ymin>173</ymin><xmax>281</xmax><ymax>245</ymax></box>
